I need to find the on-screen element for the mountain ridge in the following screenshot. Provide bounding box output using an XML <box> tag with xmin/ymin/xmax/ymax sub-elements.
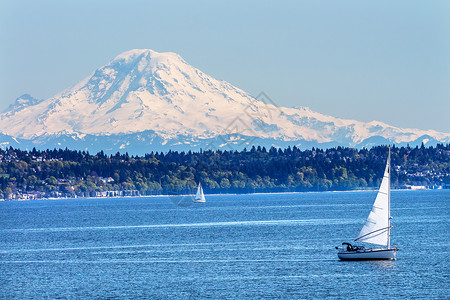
<box><xmin>0</xmin><ymin>49</ymin><xmax>448</xmax><ymax>154</ymax></box>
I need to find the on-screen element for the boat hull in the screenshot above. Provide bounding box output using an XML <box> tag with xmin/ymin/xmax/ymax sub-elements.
<box><xmin>193</xmin><ymin>199</ymin><xmax>205</xmax><ymax>203</ymax></box>
<box><xmin>338</xmin><ymin>249</ymin><xmax>397</xmax><ymax>261</ymax></box>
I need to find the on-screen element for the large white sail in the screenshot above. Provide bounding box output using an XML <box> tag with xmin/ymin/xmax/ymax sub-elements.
<box><xmin>355</xmin><ymin>153</ymin><xmax>390</xmax><ymax>246</ymax></box>
<box><xmin>194</xmin><ymin>183</ymin><xmax>205</xmax><ymax>202</ymax></box>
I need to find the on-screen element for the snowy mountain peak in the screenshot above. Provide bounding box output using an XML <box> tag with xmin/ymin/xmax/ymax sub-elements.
<box><xmin>0</xmin><ymin>49</ymin><xmax>255</xmax><ymax>139</ymax></box>
<box><xmin>0</xmin><ymin>49</ymin><xmax>448</xmax><ymax>153</ymax></box>
<box><xmin>4</xmin><ymin>94</ymin><xmax>42</xmax><ymax>113</ymax></box>
<box><xmin>113</xmin><ymin>49</ymin><xmax>184</xmax><ymax>64</ymax></box>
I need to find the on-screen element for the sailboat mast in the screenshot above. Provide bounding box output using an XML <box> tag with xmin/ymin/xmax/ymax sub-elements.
<box><xmin>387</xmin><ymin>146</ymin><xmax>391</xmax><ymax>249</ymax></box>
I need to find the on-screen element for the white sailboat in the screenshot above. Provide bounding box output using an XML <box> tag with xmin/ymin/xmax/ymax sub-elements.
<box><xmin>193</xmin><ymin>182</ymin><xmax>206</xmax><ymax>203</ymax></box>
<box><xmin>337</xmin><ymin>147</ymin><xmax>398</xmax><ymax>260</ymax></box>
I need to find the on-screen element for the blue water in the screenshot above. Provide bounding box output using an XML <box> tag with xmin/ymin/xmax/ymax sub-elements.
<box><xmin>1</xmin><ymin>190</ymin><xmax>449</xmax><ymax>298</ymax></box>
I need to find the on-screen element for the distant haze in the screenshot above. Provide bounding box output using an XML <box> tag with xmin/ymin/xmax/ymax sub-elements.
<box><xmin>0</xmin><ymin>0</ymin><xmax>449</xmax><ymax>132</ymax></box>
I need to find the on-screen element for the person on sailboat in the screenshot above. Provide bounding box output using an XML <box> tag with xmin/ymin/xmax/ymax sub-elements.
<box><xmin>336</xmin><ymin>243</ymin><xmax>364</xmax><ymax>252</ymax></box>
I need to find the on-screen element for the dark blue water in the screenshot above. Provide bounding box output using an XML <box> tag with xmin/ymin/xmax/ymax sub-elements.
<box><xmin>1</xmin><ymin>190</ymin><xmax>449</xmax><ymax>298</ymax></box>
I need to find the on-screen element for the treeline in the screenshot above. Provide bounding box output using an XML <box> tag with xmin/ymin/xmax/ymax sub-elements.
<box><xmin>0</xmin><ymin>144</ymin><xmax>448</xmax><ymax>198</ymax></box>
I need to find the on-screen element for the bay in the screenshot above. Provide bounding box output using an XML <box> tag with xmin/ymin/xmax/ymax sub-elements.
<box><xmin>1</xmin><ymin>190</ymin><xmax>448</xmax><ymax>299</ymax></box>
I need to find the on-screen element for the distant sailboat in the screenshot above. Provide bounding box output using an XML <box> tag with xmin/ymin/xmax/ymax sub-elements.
<box><xmin>337</xmin><ymin>147</ymin><xmax>398</xmax><ymax>260</ymax></box>
<box><xmin>193</xmin><ymin>183</ymin><xmax>206</xmax><ymax>203</ymax></box>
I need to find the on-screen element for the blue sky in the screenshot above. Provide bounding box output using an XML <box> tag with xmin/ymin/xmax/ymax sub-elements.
<box><xmin>1</xmin><ymin>0</ymin><xmax>449</xmax><ymax>132</ymax></box>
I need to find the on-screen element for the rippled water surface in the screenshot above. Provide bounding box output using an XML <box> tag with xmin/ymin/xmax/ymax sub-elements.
<box><xmin>1</xmin><ymin>190</ymin><xmax>449</xmax><ymax>298</ymax></box>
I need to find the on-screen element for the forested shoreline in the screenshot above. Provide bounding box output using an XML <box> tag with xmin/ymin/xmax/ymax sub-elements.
<box><xmin>0</xmin><ymin>144</ymin><xmax>448</xmax><ymax>199</ymax></box>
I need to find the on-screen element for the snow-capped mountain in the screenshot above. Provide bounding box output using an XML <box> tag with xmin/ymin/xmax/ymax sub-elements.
<box><xmin>4</xmin><ymin>94</ymin><xmax>43</xmax><ymax>114</ymax></box>
<box><xmin>0</xmin><ymin>49</ymin><xmax>448</xmax><ymax>154</ymax></box>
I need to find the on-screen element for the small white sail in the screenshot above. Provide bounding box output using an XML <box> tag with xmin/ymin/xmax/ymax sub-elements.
<box><xmin>193</xmin><ymin>183</ymin><xmax>205</xmax><ymax>202</ymax></box>
<box><xmin>355</xmin><ymin>152</ymin><xmax>390</xmax><ymax>246</ymax></box>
